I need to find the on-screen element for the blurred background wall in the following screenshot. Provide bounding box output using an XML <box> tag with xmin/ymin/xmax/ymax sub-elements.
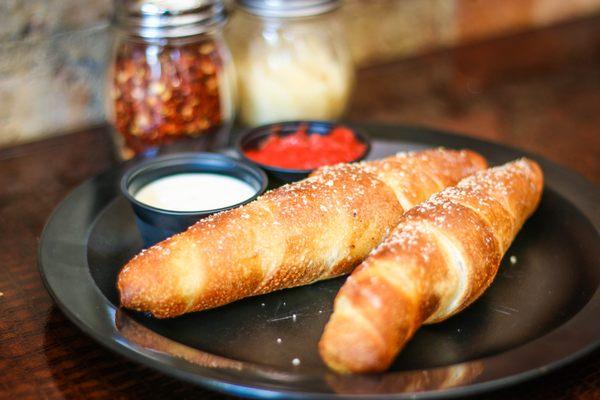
<box><xmin>1</xmin><ymin>0</ymin><xmax>599</xmax><ymax>148</ymax></box>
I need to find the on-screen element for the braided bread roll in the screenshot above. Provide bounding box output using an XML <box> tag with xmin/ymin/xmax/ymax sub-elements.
<box><xmin>319</xmin><ymin>159</ymin><xmax>543</xmax><ymax>373</ymax></box>
<box><xmin>118</xmin><ymin>149</ymin><xmax>486</xmax><ymax>318</ymax></box>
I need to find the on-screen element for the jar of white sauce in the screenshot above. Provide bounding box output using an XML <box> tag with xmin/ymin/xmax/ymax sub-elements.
<box><xmin>120</xmin><ymin>153</ymin><xmax>267</xmax><ymax>245</ymax></box>
<box><xmin>134</xmin><ymin>173</ymin><xmax>257</xmax><ymax>212</ymax></box>
<box><xmin>226</xmin><ymin>0</ymin><xmax>354</xmax><ymax>126</ymax></box>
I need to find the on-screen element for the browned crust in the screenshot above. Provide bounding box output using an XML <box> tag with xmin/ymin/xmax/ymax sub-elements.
<box><xmin>118</xmin><ymin>148</ymin><xmax>487</xmax><ymax>318</ymax></box>
<box><xmin>319</xmin><ymin>158</ymin><xmax>543</xmax><ymax>373</ymax></box>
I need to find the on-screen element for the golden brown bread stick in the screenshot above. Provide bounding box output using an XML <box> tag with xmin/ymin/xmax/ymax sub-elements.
<box><xmin>118</xmin><ymin>149</ymin><xmax>487</xmax><ymax>318</ymax></box>
<box><xmin>319</xmin><ymin>159</ymin><xmax>543</xmax><ymax>373</ymax></box>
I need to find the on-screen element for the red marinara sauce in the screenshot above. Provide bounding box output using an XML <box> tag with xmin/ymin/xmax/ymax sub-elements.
<box><xmin>244</xmin><ymin>126</ymin><xmax>367</xmax><ymax>170</ymax></box>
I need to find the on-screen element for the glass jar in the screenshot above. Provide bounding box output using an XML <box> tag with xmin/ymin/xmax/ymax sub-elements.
<box><xmin>107</xmin><ymin>0</ymin><xmax>236</xmax><ymax>160</ymax></box>
<box><xmin>227</xmin><ymin>0</ymin><xmax>354</xmax><ymax>127</ymax></box>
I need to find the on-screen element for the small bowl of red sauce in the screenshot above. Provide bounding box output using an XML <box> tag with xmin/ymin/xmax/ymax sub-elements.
<box><xmin>237</xmin><ymin>121</ymin><xmax>371</xmax><ymax>182</ymax></box>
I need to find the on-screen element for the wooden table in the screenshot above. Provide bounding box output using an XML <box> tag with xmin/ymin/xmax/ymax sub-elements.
<box><xmin>1</xmin><ymin>17</ymin><xmax>598</xmax><ymax>400</ymax></box>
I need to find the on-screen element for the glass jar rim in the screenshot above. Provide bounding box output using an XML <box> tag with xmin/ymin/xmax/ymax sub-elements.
<box><xmin>236</xmin><ymin>0</ymin><xmax>339</xmax><ymax>18</ymax></box>
<box><xmin>113</xmin><ymin>0</ymin><xmax>227</xmax><ymax>38</ymax></box>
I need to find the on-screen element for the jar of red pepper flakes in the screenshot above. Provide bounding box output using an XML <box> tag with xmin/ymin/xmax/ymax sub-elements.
<box><xmin>107</xmin><ymin>0</ymin><xmax>236</xmax><ymax>160</ymax></box>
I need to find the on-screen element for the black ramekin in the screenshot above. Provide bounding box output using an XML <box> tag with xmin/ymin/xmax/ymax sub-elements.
<box><xmin>120</xmin><ymin>152</ymin><xmax>268</xmax><ymax>246</ymax></box>
<box><xmin>236</xmin><ymin>121</ymin><xmax>371</xmax><ymax>183</ymax></box>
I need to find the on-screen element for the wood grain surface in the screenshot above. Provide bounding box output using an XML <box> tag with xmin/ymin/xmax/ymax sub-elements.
<box><xmin>0</xmin><ymin>17</ymin><xmax>598</xmax><ymax>400</ymax></box>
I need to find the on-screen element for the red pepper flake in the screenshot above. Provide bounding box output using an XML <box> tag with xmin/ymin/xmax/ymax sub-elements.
<box><xmin>111</xmin><ymin>39</ymin><xmax>224</xmax><ymax>157</ymax></box>
<box><xmin>244</xmin><ymin>126</ymin><xmax>367</xmax><ymax>170</ymax></box>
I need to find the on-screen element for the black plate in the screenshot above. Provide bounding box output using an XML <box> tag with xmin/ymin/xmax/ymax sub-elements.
<box><xmin>39</xmin><ymin>124</ymin><xmax>600</xmax><ymax>399</ymax></box>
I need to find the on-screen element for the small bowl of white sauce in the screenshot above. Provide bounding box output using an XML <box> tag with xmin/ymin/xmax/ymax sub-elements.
<box><xmin>121</xmin><ymin>153</ymin><xmax>268</xmax><ymax>246</ymax></box>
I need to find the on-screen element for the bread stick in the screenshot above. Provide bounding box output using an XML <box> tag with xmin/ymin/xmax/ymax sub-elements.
<box><xmin>319</xmin><ymin>159</ymin><xmax>543</xmax><ymax>373</ymax></box>
<box><xmin>118</xmin><ymin>149</ymin><xmax>487</xmax><ymax>318</ymax></box>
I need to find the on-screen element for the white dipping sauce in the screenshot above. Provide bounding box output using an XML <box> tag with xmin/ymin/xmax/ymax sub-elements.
<box><xmin>134</xmin><ymin>173</ymin><xmax>257</xmax><ymax>212</ymax></box>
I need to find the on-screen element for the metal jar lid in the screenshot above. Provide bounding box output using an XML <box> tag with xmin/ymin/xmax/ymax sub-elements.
<box><xmin>113</xmin><ymin>0</ymin><xmax>227</xmax><ymax>38</ymax></box>
<box><xmin>237</xmin><ymin>0</ymin><xmax>339</xmax><ymax>18</ymax></box>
